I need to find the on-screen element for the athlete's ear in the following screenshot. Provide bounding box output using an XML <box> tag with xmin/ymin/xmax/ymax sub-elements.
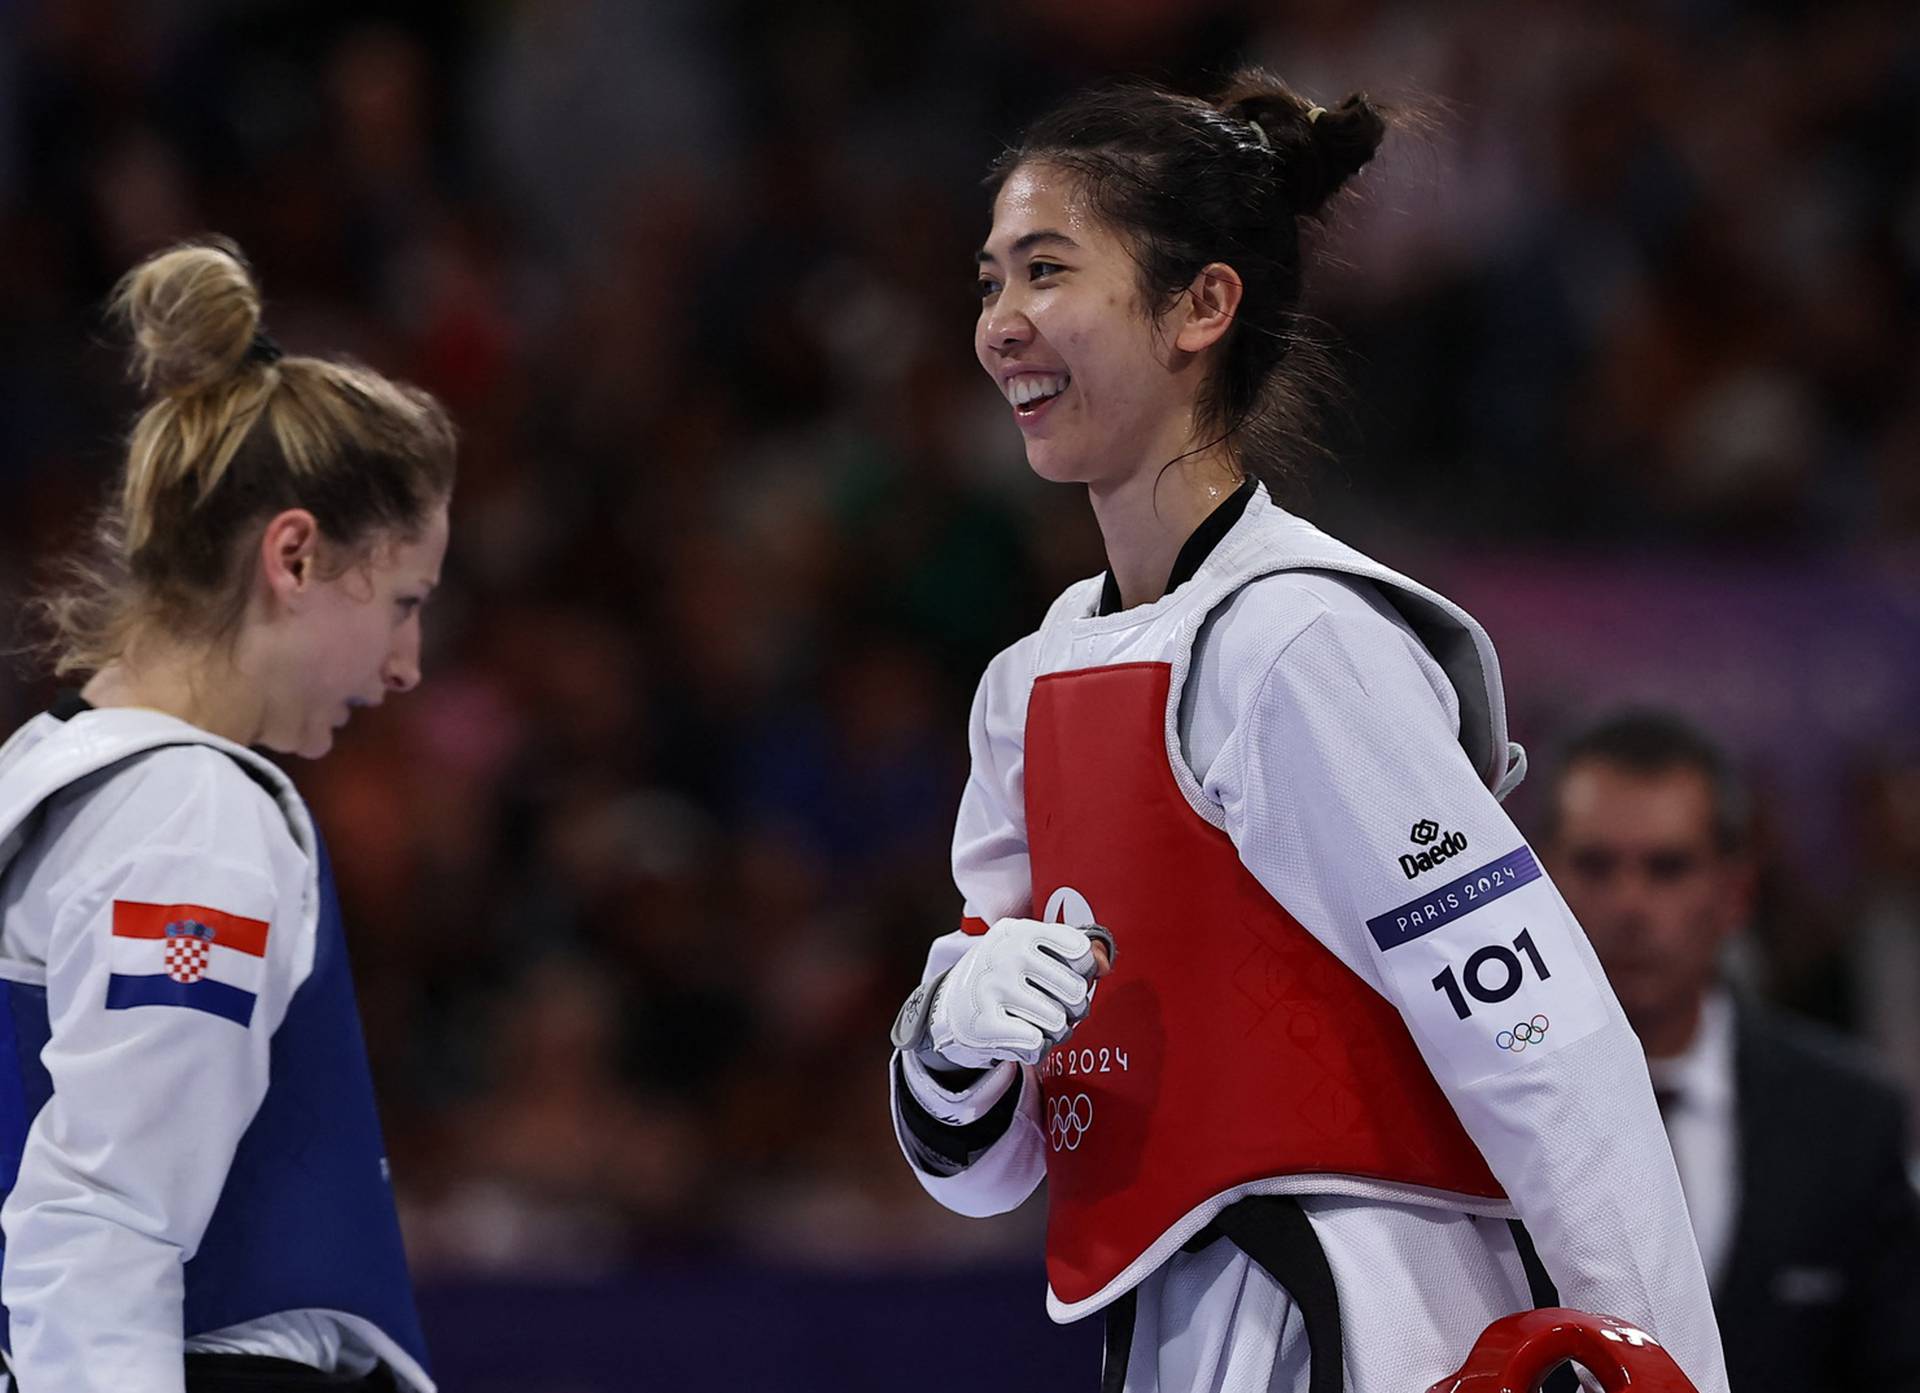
<box><xmin>259</xmin><ymin>510</ymin><xmax>322</xmax><ymax>607</ymax></box>
<box><xmin>1171</xmin><ymin>263</ymin><xmax>1243</xmax><ymax>355</ymax></box>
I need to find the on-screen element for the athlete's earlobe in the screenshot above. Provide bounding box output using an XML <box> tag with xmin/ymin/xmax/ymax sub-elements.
<box><xmin>1173</xmin><ymin>263</ymin><xmax>1243</xmax><ymax>355</ymax></box>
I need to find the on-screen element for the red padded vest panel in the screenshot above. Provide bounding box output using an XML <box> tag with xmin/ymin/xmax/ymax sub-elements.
<box><xmin>1024</xmin><ymin>662</ymin><xmax>1503</xmax><ymax>1306</ymax></box>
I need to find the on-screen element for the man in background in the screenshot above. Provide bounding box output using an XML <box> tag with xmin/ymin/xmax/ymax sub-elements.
<box><xmin>1541</xmin><ymin>710</ymin><xmax>1920</xmax><ymax>1393</ymax></box>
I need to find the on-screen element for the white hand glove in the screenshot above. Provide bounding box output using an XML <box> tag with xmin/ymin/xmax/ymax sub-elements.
<box><xmin>923</xmin><ymin>918</ymin><xmax>1107</xmax><ymax>1070</ymax></box>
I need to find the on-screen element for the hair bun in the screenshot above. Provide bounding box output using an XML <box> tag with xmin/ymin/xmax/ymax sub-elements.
<box><xmin>112</xmin><ymin>238</ymin><xmax>264</xmax><ymax>398</ymax></box>
<box><xmin>1297</xmin><ymin>93</ymin><xmax>1387</xmax><ymax>217</ymax></box>
<box><xmin>1217</xmin><ymin>72</ymin><xmax>1387</xmax><ymax>220</ymax></box>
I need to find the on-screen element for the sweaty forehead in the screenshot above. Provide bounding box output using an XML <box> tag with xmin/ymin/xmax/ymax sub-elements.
<box><xmin>987</xmin><ymin>164</ymin><xmax>1099</xmax><ymax>247</ymax></box>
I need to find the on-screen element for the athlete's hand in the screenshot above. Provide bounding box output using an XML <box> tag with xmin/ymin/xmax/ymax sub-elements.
<box><xmin>922</xmin><ymin>918</ymin><xmax>1112</xmax><ymax>1070</ymax></box>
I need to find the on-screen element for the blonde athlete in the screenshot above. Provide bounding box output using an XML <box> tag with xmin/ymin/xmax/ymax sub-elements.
<box><xmin>887</xmin><ymin>73</ymin><xmax>1729</xmax><ymax>1393</ymax></box>
<box><xmin>0</xmin><ymin>241</ymin><xmax>453</xmax><ymax>1392</ymax></box>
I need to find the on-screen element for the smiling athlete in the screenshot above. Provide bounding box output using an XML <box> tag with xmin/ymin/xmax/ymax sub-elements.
<box><xmin>886</xmin><ymin>73</ymin><xmax>1729</xmax><ymax>1393</ymax></box>
<box><xmin>0</xmin><ymin>240</ymin><xmax>453</xmax><ymax>1392</ymax></box>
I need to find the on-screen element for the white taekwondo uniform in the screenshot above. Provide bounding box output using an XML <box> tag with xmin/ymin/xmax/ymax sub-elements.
<box><xmin>0</xmin><ymin>700</ymin><xmax>432</xmax><ymax>1393</ymax></box>
<box><xmin>890</xmin><ymin>484</ymin><xmax>1728</xmax><ymax>1393</ymax></box>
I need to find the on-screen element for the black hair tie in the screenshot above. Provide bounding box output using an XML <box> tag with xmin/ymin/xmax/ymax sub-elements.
<box><xmin>246</xmin><ymin>331</ymin><xmax>284</xmax><ymax>366</ymax></box>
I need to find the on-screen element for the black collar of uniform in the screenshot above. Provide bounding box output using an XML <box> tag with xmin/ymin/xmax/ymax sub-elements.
<box><xmin>49</xmin><ymin>689</ymin><xmax>93</xmax><ymax>722</ymax></box>
<box><xmin>1097</xmin><ymin>476</ymin><xmax>1256</xmax><ymax>617</ymax></box>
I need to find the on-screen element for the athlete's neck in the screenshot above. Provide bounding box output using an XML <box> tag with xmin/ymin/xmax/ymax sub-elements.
<box><xmin>82</xmin><ymin>640</ymin><xmax>267</xmax><ymax>748</ymax></box>
<box><xmin>1088</xmin><ymin>446</ymin><xmax>1243</xmax><ymax>609</ymax></box>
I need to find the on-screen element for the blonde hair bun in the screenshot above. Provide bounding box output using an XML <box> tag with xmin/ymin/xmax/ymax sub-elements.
<box><xmin>112</xmin><ymin>238</ymin><xmax>264</xmax><ymax>399</ymax></box>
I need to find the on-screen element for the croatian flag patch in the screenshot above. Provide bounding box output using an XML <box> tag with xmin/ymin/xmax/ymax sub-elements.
<box><xmin>106</xmin><ymin>900</ymin><xmax>269</xmax><ymax>1027</ymax></box>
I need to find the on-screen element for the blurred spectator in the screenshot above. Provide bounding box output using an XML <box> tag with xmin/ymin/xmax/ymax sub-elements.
<box><xmin>1541</xmin><ymin>710</ymin><xmax>1920</xmax><ymax>1393</ymax></box>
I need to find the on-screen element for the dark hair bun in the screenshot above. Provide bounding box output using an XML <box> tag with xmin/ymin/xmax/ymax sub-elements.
<box><xmin>1299</xmin><ymin>94</ymin><xmax>1388</xmax><ymax>215</ymax></box>
<box><xmin>1217</xmin><ymin>72</ymin><xmax>1387</xmax><ymax>219</ymax></box>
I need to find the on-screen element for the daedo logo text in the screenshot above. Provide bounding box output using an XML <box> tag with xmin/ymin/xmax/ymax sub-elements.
<box><xmin>1401</xmin><ymin>819</ymin><xmax>1469</xmax><ymax>879</ymax></box>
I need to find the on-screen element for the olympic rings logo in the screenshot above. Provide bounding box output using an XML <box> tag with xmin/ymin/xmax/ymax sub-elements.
<box><xmin>1495</xmin><ymin>1014</ymin><xmax>1550</xmax><ymax>1052</ymax></box>
<box><xmin>1048</xmin><ymin>1093</ymin><xmax>1093</xmax><ymax>1151</ymax></box>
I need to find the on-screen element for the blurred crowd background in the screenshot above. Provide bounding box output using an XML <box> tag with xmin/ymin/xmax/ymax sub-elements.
<box><xmin>1</xmin><ymin>0</ymin><xmax>1917</xmax><ymax>1379</ymax></box>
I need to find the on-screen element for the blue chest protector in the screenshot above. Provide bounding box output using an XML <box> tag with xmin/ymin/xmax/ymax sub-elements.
<box><xmin>0</xmin><ymin>833</ymin><xmax>429</xmax><ymax>1372</ymax></box>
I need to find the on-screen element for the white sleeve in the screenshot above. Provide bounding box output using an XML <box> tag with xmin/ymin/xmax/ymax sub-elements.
<box><xmin>1207</xmin><ymin>597</ymin><xmax>1730</xmax><ymax>1393</ymax></box>
<box><xmin>890</xmin><ymin>637</ymin><xmax>1049</xmax><ymax>1216</ymax></box>
<box><xmin>1</xmin><ymin>773</ymin><xmax>309</xmax><ymax>1393</ymax></box>
<box><xmin>950</xmin><ymin>634</ymin><xmax>1039</xmax><ymax>931</ymax></box>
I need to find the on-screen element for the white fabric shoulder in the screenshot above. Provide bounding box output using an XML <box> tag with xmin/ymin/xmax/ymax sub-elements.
<box><xmin>1181</xmin><ymin>568</ymin><xmax>1462</xmax><ymax>782</ymax></box>
<box><xmin>1168</xmin><ymin>489</ymin><xmax>1525</xmax><ymax>801</ymax></box>
<box><xmin>0</xmin><ymin>709</ymin><xmax>319</xmax><ymax>991</ymax></box>
<box><xmin>0</xmin><ymin>708</ymin><xmax>317</xmax><ymax>868</ymax></box>
<box><xmin>55</xmin><ymin>742</ymin><xmax>298</xmax><ymax>878</ymax></box>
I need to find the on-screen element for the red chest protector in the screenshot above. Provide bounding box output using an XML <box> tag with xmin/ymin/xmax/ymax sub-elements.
<box><xmin>1020</xmin><ymin>660</ymin><xmax>1503</xmax><ymax>1310</ymax></box>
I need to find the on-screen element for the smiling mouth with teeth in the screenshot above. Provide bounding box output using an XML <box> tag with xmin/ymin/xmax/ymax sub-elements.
<box><xmin>1009</xmin><ymin>373</ymin><xmax>1070</xmax><ymax>413</ymax></box>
